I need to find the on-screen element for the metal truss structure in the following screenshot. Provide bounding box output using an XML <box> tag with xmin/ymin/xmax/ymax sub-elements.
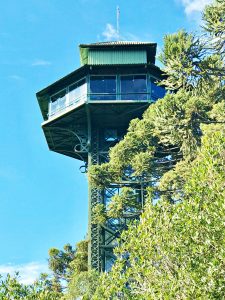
<box><xmin>87</xmin><ymin>127</ymin><xmax>147</xmax><ymax>271</ymax></box>
<box><xmin>39</xmin><ymin>104</ymin><xmax>152</xmax><ymax>271</ymax></box>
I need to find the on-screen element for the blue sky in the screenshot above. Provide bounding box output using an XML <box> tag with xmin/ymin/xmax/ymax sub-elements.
<box><xmin>0</xmin><ymin>0</ymin><xmax>212</xmax><ymax>283</ymax></box>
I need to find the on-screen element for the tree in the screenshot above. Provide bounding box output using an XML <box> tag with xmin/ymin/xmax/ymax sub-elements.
<box><xmin>0</xmin><ymin>240</ymin><xmax>91</xmax><ymax>300</ymax></box>
<box><xmin>0</xmin><ymin>272</ymin><xmax>62</xmax><ymax>300</ymax></box>
<box><xmin>93</xmin><ymin>124</ymin><xmax>225</xmax><ymax>299</ymax></box>
<box><xmin>203</xmin><ymin>0</ymin><xmax>225</xmax><ymax>57</ymax></box>
<box><xmin>0</xmin><ymin>241</ymin><xmax>91</xmax><ymax>300</ymax></box>
<box><xmin>48</xmin><ymin>240</ymin><xmax>88</xmax><ymax>286</ymax></box>
<box><xmin>63</xmin><ymin>270</ymin><xmax>99</xmax><ymax>300</ymax></box>
<box><xmin>48</xmin><ymin>240</ymin><xmax>100</xmax><ymax>299</ymax></box>
<box><xmin>88</xmin><ymin>0</ymin><xmax>225</xmax><ymax>218</ymax></box>
<box><xmin>48</xmin><ymin>243</ymin><xmax>76</xmax><ymax>284</ymax></box>
<box><xmin>89</xmin><ymin>0</ymin><xmax>225</xmax><ymax>298</ymax></box>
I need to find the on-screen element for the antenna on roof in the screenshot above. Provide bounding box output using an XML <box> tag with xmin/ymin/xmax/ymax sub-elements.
<box><xmin>117</xmin><ymin>6</ymin><xmax>120</xmax><ymax>41</ymax></box>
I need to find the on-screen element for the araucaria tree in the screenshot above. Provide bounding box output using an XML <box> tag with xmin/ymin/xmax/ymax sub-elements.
<box><xmin>89</xmin><ymin>1</ymin><xmax>225</xmax><ymax>299</ymax></box>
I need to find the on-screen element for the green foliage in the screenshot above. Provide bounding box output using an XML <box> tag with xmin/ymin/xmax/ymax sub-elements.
<box><xmin>159</xmin><ymin>30</ymin><xmax>205</xmax><ymax>90</ymax></box>
<box><xmin>159</xmin><ymin>30</ymin><xmax>224</xmax><ymax>93</ymax></box>
<box><xmin>48</xmin><ymin>243</ymin><xmax>75</xmax><ymax>283</ymax></box>
<box><xmin>63</xmin><ymin>270</ymin><xmax>99</xmax><ymax>300</ymax></box>
<box><xmin>158</xmin><ymin>160</ymin><xmax>189</xmax><ymax>203</ymax></box>
<box><xmin>209</xmin><ymin>100</ymin><xmax>225</xmax><ymax>122</ymax></box>
<box><xmin>0</xmin><ymin>241</ymin><xmax>89</xmax><ymax>300</ymax></box>
<box><xmin>92</xmin><ymin>203</ymin><xmax>107</xmax><ymax>224</ymax></box>
<box><xmin>89</xmin><ymin>1</ymin><xmax>225</xmax><ymax>298</ymax></box>
<box><xmin>107</xmin><ymin>187</ymin><xmax>142</xmax><ymax>219</ymax></box>
<box><xmin>0</xmin><ymin>273</ymin><xmax>62</xmax><ymax>300</ymax></box>
<box><xmin>92</xmin><ymin>187</ymin><xmax>143</xmax><ymax>223</ymax></box>
<box><xmin>47</xmin><ymin>240</ymin><xmax>99</xmax><ymax>299</ymax></box>
<box><xmin>59</xmin><ymin>242</ymin><xmax>100</xmax><ymax>300</ymax></box>
<box><xmin>89</xmin><ymin>86</ymin><xmax>221</xmax><ymax>214</ymax></box>
<box><xmin>88</xmin><ymin>162</ymin><xmax>120</xmax><ymax>188</ymax></box>
<box><xmin>69</xmin><ymin>240</ymin><xmax>88</xmax><ymax>274</ymax></box>
<box><xmin>158</xmin><ymin>0</ymin><xmax>225</xmax><ymax>94</ymax></box>
<box><xmin>93</xmin><ymin>127</ymin><xmax>225</xmax><ymax>299</ymax></box>
<box><xmin>48</xmin><ymin>240</ymin><xmax>88</xmax><ymax>285</ymax></box>
<box><xmin>203</xmin><ymin>0</ymin><xmax>225</xmax><ymax>56</ymax></box>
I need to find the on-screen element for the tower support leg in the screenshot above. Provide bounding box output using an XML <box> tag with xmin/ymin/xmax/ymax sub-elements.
<box><xmin>88</xmin><ymin>128</ymin><xmax>103</xmax><ymax>271</ymax></box>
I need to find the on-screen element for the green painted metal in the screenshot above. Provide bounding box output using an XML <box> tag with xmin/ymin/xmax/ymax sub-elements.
<box><xmin>79</xmin><ymin>41</ymin><xmax>157</xmax><ymax>65</ymax></box>
<box><xmin>88</xmin><ymin>50</ymin><xmax>147</xmax><ymax>65</ymax></box>
<box><xmin>88</xmin><ymin>128</ymin><xmax>102</xmax><ymax>271</ymax></box>
<box><xmin>37</xmin><ymin>41</ymin><xmax>164</xmax><ymax>273</ymax></box>
<box><xmin>80</xmin><ymin>48</ymin><xmax>88</xmax><ymax>66</ymax></box>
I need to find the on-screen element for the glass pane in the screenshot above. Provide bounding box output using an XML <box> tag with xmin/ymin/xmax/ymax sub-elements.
<box><xmin>69</xmin><ymin>78</ymin><xmax>86</xmax><ymax>91</ymax></box>
<box><xmin>69</xmin><ymin>80</ymin><xmax>87</xmax><ymax>104</ymax></box>
<box><xmin>121</xmin><ymin>75</ymin><xmax>147</xmax><ymax>94</ymax></box>
<box><xmin>151</xmin><ymin>81</ymin><xmax>166</xmax><ymax>101</ymax></box>
<box><xmin>50</xmin><ymin>89</ymin><xmax>67</xmax><ymax>115</ymax></box>
<box><xmin>49</xmin><ymin>101</ymin><xmax>57</xmax><ymax>115</ymax></box>
<box><xmin>51</xmin><ymin>89</ymin><xmax>66</xmax><ymax>102</ymax></box>
<box><xmin>90</xmin><ymin>76</ymin><xmax>116</xmax><ymax>94</ymax></box>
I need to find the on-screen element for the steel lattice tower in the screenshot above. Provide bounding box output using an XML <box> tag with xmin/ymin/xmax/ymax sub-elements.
<box><xmin>37</xmin><ymin>41</ymin><xmax>165</xmax><ymax>271</ymax></box>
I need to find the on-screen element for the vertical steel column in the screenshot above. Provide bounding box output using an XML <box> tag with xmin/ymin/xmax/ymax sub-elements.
<box><xmin>88</xmin><ymin>127</ymin><xmax>103</xmax><ymax>271</ymax></box>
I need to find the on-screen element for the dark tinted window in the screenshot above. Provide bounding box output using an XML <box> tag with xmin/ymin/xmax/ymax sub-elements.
<box><xmin>90</xmin><ymin>76</ymin><xmax>116</xmax><ymax>100</ymax></box>
<box><xmin>151</xmin><ymin>80</ymin><xmax>166</xmax><ymax>101</ymax></box>
<box><xmin>121</xmin><ymin>75</ymin><xmax>147</xmax><ymax>100</ymax></box>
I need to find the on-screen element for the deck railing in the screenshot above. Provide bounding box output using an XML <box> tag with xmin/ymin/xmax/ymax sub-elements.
<box><xmin>48</xmin><ymin>93</ymin><xmax>87</xmax><ymax>117</ymax></box>
<box><xmin>48</xmin><ymin>91</ymin><xmax>164</xmax><ymax>119</ymax></box>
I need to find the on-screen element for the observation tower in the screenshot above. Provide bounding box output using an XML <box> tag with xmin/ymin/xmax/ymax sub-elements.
<box><xmin>37</xmin><ymin>41</ymin><xmax>165</xmax><ymax>272</ymax></box>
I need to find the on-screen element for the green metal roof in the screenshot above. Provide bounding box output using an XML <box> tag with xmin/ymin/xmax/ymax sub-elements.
<box><xmin>81</xmin><ymin>41</ymin><xmax>155</xmax><ymax>46</ymax></box>
<box><xmin>88</xmin><ymin>49</ymin><xmax>147</xmax><ymax>65</ymax></box>
<box><xmin>79</xmin><ymin>41</ymin><xmax>157</xmax><ymax>65</ymax></box>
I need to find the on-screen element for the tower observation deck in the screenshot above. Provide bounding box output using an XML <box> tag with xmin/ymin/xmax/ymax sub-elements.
<box><xmin>37</xmin><ymin>41</ymin><xmax>165</xmax><ymax>271</ymax></box>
